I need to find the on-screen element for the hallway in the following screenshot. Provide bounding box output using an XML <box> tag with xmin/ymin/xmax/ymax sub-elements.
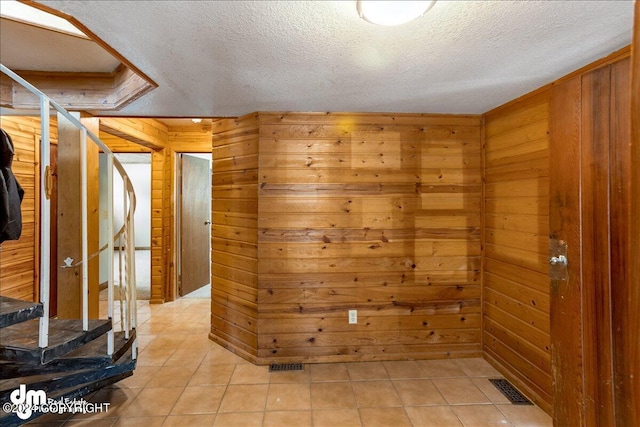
<box><xmin>31</xmin><ymin>297</ymin><xmax>552</xmax><ymax>426</ymax></box>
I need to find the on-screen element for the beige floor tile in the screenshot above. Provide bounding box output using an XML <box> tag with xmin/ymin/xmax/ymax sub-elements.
<box><xmin>163</xmin><ymin>347</ymin><xmax>208</xmax><ymax>367</ymax></box>
<box><xmin>212</xmin><ymin>412</ymin><xmax>263</xmax><ymax>426</ymax></box>
<box><xmin>417</xmin><ymin>359</ymin><xmax>466</xmax><ymax>378</ymax></box>
<box><xmin>228</xmin><ymin>363</ymin><xmax>271</xmax><ymax>384</ymax></box>
<box><xmin>310</xmin><ymin>363</ymin><xmax>350</xmax><ymax>382</ymax></box>
<box><xmin>263</xmin><ymin>410</ymin><xmax>312</xmax><ymax>427</ymax></box>
<box><xmin>359</xmin><ymin>407</ymin><xmax>412</xmax><ymax>427</ymax></box>
<box><xmin>497</xmin><ymin>404</ymin><xmax>553</xmax><ymax>427</ymax></box>
<box><xmin>79</xmin><ymin>386</ymin><xmax>141</xmax><ymax>418</ymax></box>
<box><xmin>135</xmin><ymin>322</ymin><xmax>169</xmax><ymax>335</ymax></box>
<box><xmin>170</xmin><ymin>385</ymin><xmax>225</xmax><ymax>415</ymax></box>
<box><xmin>136</xmin><ymin>348</ymin><xmax>175</xmax><ymax>367</ymax></box>
<box><xmin>269</xmin><ymin>366</ymin><xmax>311</xmax><ymax>383</ymax></box>
<box><xmin>471</xmin><ymin>378</ymin><xmax>512</xmax><ymax>404</ymax></box>
<box><xmin>454</xmin><ymin>358</ymin><xmax>502</xmax><ymax>377</ymax></box>
<box><xmin>313</xmin><ymin>408</ymin><xmax>362</xmax><ymax>427</ymax></box>
<box><xmin>453</xmin><ymin>404</ymin><xmax>512</xmax><ymax>427</ymax></box>
<box><xmin>218</xmin><ymin>384</ymin><xmax>268</xmax><ymax>413</ymax></box>
<box><xmin>144</xmin><ymin>334</ymin><xmax>188</xmax><ymax>351</ymax></box>
<box><xmin>352</xmin><ymin>381</ymin><xmax>402</xmax><ymax>408</ymax></box>
<box><xmin>64</xmin><ymin>417</ymin><xmax>118</xmax><ymax>426</ymax></box>
<box><xmin>311</xmin><ymin>382</ymin><xmax>357</xmax><ymax>409</ymax></box>
<box><xmin>28</xmin><ymin>299</ymin><xmax>554</xmax><ymax>427</ymax></box>
<box><xmin>117</xmin><ymin>366</ymin><xmax>161</xmax><ymax>389</ymax></box>
<box><xmin>392</xmin><ymin>379</ymin><xmax>447</xmax><ymax>406</ymax></box>
<box><xmin>145</xmin><ymin>365</ymin><xmax>198</xmax><ymax>388</ymax></box>
<box><xmin>405</xmin><ymin>406</ymin><xmax>464</xmax><ymax>427</ymax></box>
<box><xmin>432</xmin><ymin>377</ymin><xmax>492</xmax><ymax>404</ymax></box>
<box><xmin>188</xmin><ymin>364</ymin><xmax>236</xmax><ymax>386</ymax></box>
<box><xmin>265</xmin><ymin>382</ymin><xmax>311</xmax><ymax>411</ymax></box>
<box><xmin>134</xmin><ymin>335</ymin><xmax>155</xmax><ymax>352</ymax></box>
<box><xmin>121</xmin><ymin>387</ymin><xmax>184</xmax><ymax>417</ymax></box>
<box><xmin>162</xmin><ymin>414</ymin><xmax>216</xmax><ymax>426</ymax></box>
<box><xmin>347</xmin><ymin>362</ymin><xmax>389</xmax><ymax>381</ymax></box>
<box><xmin>200</xmin><ymin>350</ymin><xmax>245</xmax><ymax>366</ymax></box>
<box><xmin>161</xmin><ymin>321</ymin><xmax>207</xmax><ymax>334</ymax></box>
<box><xmin>382</xmin><ymin>360</ymin><xmax>424</xmax><ymax>379</ymax></box>
<box><xmin>113</xmin><ymin>416</ymin><xmax>166</xmax><ymax>426</ymax></box>
<box><xmin>170</xmin><ymin>330</ymin><xmax>213</xmax><ymax>348</ymax></box>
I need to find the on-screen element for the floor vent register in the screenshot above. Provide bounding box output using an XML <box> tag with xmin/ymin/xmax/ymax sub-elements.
<box><xmin>269</xmin><ymin>363</ymin><xmax>304</xmax><ymax>372</ymax></box>
<box><xmin>489</xmin><ymin>378</ymin><xmax>533</xmax><ymax>405</ymax></box>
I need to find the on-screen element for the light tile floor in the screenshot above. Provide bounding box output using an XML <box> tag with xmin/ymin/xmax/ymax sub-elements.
<box><xmin>29</xmin><ymin>298</ymin><xmax>553</xmax><ymax>426</ymax></box>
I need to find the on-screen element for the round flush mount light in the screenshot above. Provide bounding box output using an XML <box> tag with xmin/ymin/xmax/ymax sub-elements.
<box><xmin>357</xmin><ymin>0</ymin><xmax>436</xmax><ymax>26</ymax></box>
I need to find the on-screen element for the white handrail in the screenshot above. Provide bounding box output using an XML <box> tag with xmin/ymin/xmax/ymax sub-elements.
<box><xmin>81</xmin><ymin>128</ymin><xmax>89</xmax><ymax>332</ymax></box>
<box><xmin>107</xmin><ymin>154</ymin><xmax>115</xmax><ymax>356</ymax></box>
<box><xmin>2</xmin><ymin>64</ymin><xmax>137</xmax><ymax>357</ymax></box>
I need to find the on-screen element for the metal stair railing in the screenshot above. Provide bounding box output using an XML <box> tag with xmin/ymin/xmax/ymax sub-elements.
<box><xmin>1</xmin><ymin>64</ymin><xmax>137</xmax><ymax>359</ymax></box>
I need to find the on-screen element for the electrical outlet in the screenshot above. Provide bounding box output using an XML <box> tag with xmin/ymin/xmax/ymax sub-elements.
<box><xmin>348</xmin><ymin>310</ymin><xmax>357</xmax><ymax>324</ymax></box>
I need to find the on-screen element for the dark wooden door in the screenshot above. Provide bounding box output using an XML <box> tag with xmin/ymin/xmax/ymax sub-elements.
<box><xmin>179</xmin><ymin>154</ymin><xmax>211</xmax><ymax>296</ymax></box>
<box><xmin>549</xmin><ymin>58</ymin><xmax>631</xmax><ymax>426</ymax></box>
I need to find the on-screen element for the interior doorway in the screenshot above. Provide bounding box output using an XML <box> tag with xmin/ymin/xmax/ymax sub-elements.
<box><xmin>176</xmin><ymin>153</ymin><xmax>212</xmax><ymax>298</ymax></box>
<box><xmin>99</xmin><ymin>153</ymin><xmax>152</xmax><ymax>300</ymax></box>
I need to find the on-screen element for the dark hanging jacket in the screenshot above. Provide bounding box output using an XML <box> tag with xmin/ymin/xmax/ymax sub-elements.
<box><xmin>0</xmin><ymin>128</ymin><xmax>25</xmax><ymax>244</ymax></box>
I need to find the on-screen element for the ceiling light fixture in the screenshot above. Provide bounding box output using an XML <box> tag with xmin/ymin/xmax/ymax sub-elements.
<box><xmin>357</xmin><ymin>0</ymin><xmax>436</xmax><ymax>26</ymax></box>
<box><xmin>191</xmin><ymin>118</ymin><xmax>202</xmax><ymax>123</ymax></box>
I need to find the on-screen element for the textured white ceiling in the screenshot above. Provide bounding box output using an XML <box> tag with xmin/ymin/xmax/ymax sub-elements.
<box><xmin>22</xmin><ymin>1</ymin><xmax>638</xmax><ymax>116</ymax></box>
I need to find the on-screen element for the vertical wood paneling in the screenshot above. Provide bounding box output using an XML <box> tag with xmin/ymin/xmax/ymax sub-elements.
<box><xmin>256</xmin><ymin>112</ymin><xmax>482</xmax><ymax>363</ymax></box>
<box><xmin>581</xmin><ymin>65</ymin><xmax>615</xmax><ymax>426</ymax></box>
<box><xmin>483</xmin><ymin>91</ymin><xmax>552</xmax><ymax>413</ymax></box>
<box><xmin>549</xmin><ymin>57</ymin><xmax>632</xmax><ymax>427</ymax></box>
<box><xmin>624</xmin><ymin>8</ymin><xmax>640</xmax><ymax>424</ymax></box>
<box><xmin>210</xmin><ymin>114</ymin><xmax>259</xmax><ymax>360</ymax></box>
<box><xmin>149</xmin><ymin>149</ymin><xmax>168</xmax><ymax>303</ymax></box>
<box><xmin>0</xmin><ymin>116</ymin><xmax>56</xmax><ymax>301</ymax></box>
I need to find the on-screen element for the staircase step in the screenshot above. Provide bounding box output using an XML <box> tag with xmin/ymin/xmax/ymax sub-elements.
<box><xmin>0</xmin><ymin>330</ymin><xmax>136</xmax><ymax>379</ymax></box>
<box><xmin>0</xmin><ymin>296</ymin><xmax>43</xmax><ymax>329</ymax></box>
<box><xmin>0</xmin><ymin>359</ymin><xmax>134</xmax><ymax>427</ymax></box>
<box><xmin>0</xmin><ymin>345</ymin><xmax>136</xmax><ymax>403</ymax></box>
<box><xmin>0</xmin><ymin>318</ymin><xmax>112</xmax><ymax>364</ymax></box>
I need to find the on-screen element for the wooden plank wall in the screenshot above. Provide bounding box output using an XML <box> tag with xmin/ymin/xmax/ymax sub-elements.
<box><xmin>99</xmin><ymin>133</ymin><xmax>153</xmax><ymax>153</ymax></box>
<box><xmin>483</xmin><ymin>91</ymin><xmax>552</xmax><ymax>412</ymax></box>
<box><xmin>167</xmin><ymin>123</ymin><xmax>212</xmax><ymax>152</ymax></box>
<box><xmin>151</xmin><ymin>149</ymin><xmax>170</xmax><ymax>304</ymax></box>
<box><xmin>0</xmin><ymin>116</ymin><xmax>57</xmax><ymax>300</ymax></box>
<box><xmin>210</xmin><ymin>114</ymin><xmax>260</xmax><ymax>360</ymax></box>
<box><xmin>255</xmin><ymin>112</ymin><xmax>482</xmax><ymax>363</ymax></box>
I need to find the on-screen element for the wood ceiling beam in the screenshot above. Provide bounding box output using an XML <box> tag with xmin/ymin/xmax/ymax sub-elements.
<box><xmin>99</xmin><ymin>117</ymin><xmax>168</xmax><ymax>151</ymax></box>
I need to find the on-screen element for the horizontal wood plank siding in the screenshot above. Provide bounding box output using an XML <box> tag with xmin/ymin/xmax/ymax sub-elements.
<box><xmin>256</xmin><ymin>112</ymin><xmax>482</xmax><ymax>363</ymax></box>
<box><xmin>0</xmin><ymin>116</ymin><xmax>57</xmax><ymax>301</ymax></box>
<box><xmin>483</xmin><ymin>91</ymin><xmax>552</xmax><ymax>413</ymax></box>
<box><xmin>210</xmin><ymin>115</ymin><xmax>259</xmax><ymax>360</ymax></box>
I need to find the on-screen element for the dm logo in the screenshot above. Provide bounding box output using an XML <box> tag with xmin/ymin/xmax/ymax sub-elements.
<box><xmin>10</xmin><ymin>384</ymin><xmax>46</xmax><ymax>420</ymax></box>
